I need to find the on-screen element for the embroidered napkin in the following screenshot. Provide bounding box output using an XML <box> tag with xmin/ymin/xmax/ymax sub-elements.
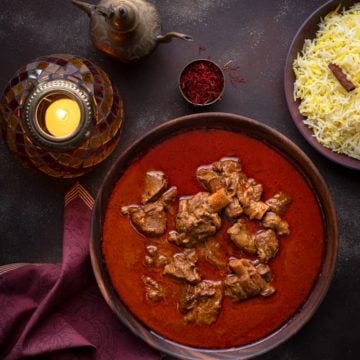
<box><xmin>0</xmin><ymin>184</ymin><xmax>160</xmax><ymax>360</ymax></box>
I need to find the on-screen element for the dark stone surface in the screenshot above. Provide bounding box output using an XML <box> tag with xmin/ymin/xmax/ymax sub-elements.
<box><xmin>0</xmin><ymin>0</ymin><xmax>359</xmax><ymax>359</ymax></box>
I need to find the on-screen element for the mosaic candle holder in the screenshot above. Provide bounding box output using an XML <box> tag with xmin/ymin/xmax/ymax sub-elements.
<box><xmin>0</xmin><ymin>54</ymin><xmax>123</xmax><ymax>178</ymax></box>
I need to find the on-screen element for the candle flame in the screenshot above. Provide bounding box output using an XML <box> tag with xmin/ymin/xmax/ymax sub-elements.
<box><xmin>44</xmin><ymin>98</ymin><xmax>81</xmax><ymax>138</ymax></box>
<box><xmin>56</xmin><ymin>108</ymin><xmax>68</xmax><ymax>121</ymax></box>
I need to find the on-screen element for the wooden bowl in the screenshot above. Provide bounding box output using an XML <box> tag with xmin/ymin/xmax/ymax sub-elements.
<box><xmin>284</xmin><ymin>0</ymin><xmax>360</xmax><ymax>170</ymax></box>
<box><xmin>91</xmin><ymin>112</ymin><xmax>338</xmax><ymax>359</ymax></box>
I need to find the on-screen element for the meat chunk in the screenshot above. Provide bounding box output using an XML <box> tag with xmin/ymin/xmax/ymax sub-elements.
<box><xmin>121</xmin><ymin>186</ymin><xmax>177</xmax><ymax>237</ymax></box>
<box><xmin>176</xmin><ymin>192</ymin><xmax>221</xmax><ymax>232</ymax></box>
<box><xmin>224</xmin><ymin>197</ymin><xmax>243</xmax><ymax>218</ymax></box>
<box><xmin>144</xmin><ymin>245</ymin><xmax>169</xmax><ymax>267</ymax></box>
<box><xmin>160</xmin><ymin>186</ymin><xmax>178</xmax><ymax>208</ymax></box>
<box><xmin>141</xmin><ymin>171</ymin><xmax>168</xmax><ymax>204</ymax></box>
<box><xmin>179</xmin><ymin>280</ymin><xmax>223</xmax><ymax>325</ymax></box>
<box><xmin>169</xmin><ymin>191</ymin><xmax>227</xmax><ymax>247</ymax></box>
<box><xmin>262</xmin><ymin>212</ymin><xmax>290</xmax><ymax>236</ymax></box>
<box><xmin>196</xmin><ymin>166</ymin><xmax>225</xmax><ymax>193</ymax></box>
<box><xmin>244</xmin><ymin>200</ymin><xmax>269</xmax><ymax>220</ymax></box>
<box><xmin>196</xmin><ymin>158</ymin><xmax>248</xmax><ymax>219</ymax></box>
<box><xmin>207</xmin><ymin>188</ymin><xmax>232</xmax><ymax>212</ymax></box>
<box><xmin>142</xmin><ymin>276</ymin><xmax>165</xmax><ymax>302</ymax></box>
<box><xmin>163</xmin><ymin>249</ymin><xmax>201</xmax><ymax>284</ymax></box>
<box><xmin>212</xmin><ymin>157</ymin><xmax>243</xmax><ymax>177</ymax></box>
<box><xmin>255</xmin><ymin>262</ymin><xmax>273</xmax><ymax>283</ymax></box>
<box><xmin>222</xmin><ymin>168</ymin><xmax>246</xmax><ymax>218</ymax></box>
<box><xmin>237</xmin><ymin>178</ymin><xmax>263</xmax><ymax>208</ymax></box>
<box><xmin>227</xmin><ymin>220</ymin><xmax>256</xmax><ymax>254</ymax></box>
<box><xmin>196</xmin><ymin>157</ymin><xmax>243</xmax><ymax>192</ymax></box>
<box><xmin>224</xmin><ymin>258</ymin><xmax>275</xmax><ymax>301</ymax></box>
<box><xmin>254</xmin><ymin>229</ymin><xmax>279</xmax><ymax>263</ymax></box>
<box><xmin>215</xmin><ymin>158</ymin><xmax>247</xmax><ymax>201</ymax></box>
<box><xmin>265</xmin><ymin>191</ymin><xmax>292</xmax><ymax>215</ymax></box>
<box><xmin>121</xmin><ymin>202</ymin><xmax>166</xmax><ymax>236</ymax></box>
<box><xmin>237</xmin><ymin>178</ymin><xmax>269</xmax><ymax>220</ymax></box>
<box><xmin>199</xmin><ymin>237</ymin><xmax>226</xmax><ymax>269</ymax></box>
<box><xmin>198</xmin><ymin>158</ymin><xmax>244</xmax><ymax>196</ymax></box>
<box><xmin>228</xmin><ymin>221</ymin><xmax>280</xmax><ymax>261</ymax></box>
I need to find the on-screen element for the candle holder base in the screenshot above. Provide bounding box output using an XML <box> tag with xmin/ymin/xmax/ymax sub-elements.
<box><xmin>0</xmin><ymin>54</ymin><xmax>123</xmax><ymax>178</ymax></box>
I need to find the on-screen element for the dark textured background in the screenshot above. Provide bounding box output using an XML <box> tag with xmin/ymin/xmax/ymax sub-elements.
<box><xmin>0</xmin><ymin>0</ymin><xmax>359</xmax><ymax>359</ymax></box>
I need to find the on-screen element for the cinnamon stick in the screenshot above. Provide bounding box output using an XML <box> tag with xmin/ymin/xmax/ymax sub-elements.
<box><xmin>328</xmin><ymin>63</ymin><xmax>355</xmax><ymax>92</ymax></box>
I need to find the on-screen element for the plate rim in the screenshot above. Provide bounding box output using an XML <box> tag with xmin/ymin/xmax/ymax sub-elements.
<box><xmin>90</xmin><ymin>112</ymin><xmax>338</xmax><ymax>359</ymax></box>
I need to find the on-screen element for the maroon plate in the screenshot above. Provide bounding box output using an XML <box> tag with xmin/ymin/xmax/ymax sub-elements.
<box><xmin>90</xmin><ymin>112</ymin><xmax>338</xmax><ymax>359</ymax></box>
<box><xmin>284</xmin><ymin>0</ymin><xmax>359</xmax><ymax>170</ymax></box>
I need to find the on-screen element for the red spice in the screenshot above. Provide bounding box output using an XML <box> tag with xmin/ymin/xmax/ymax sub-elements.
<box><xmin>198</xmin><ymin>45</ymin><xmax>207</xmax><ymax>56</ymax></box>
<box><xmin>180</xmin><ymin>60</ymin><xmax>224</xmax><ymax>105</ymax></box>
<box><xmin>223</xmin><ymin>60</ymin><xmax>246</xmax><ymax>88</ymax></box>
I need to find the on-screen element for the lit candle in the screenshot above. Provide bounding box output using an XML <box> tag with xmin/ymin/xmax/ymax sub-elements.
<box><xmin>45</xmin><ymin>98</ymin><xmax>81</xmax><ymax>137</ymax></box>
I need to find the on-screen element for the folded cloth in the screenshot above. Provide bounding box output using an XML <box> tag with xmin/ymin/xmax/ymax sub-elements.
<box><xmin>0</xmin><ymin>184</ymin><xmax>160</xmax><ymax>360</ymax></box>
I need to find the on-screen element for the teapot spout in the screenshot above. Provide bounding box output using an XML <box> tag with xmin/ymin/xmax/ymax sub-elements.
<box><xmin>71</xmin><ymin>0</ymin><xmax>94</xmax><ymax>16</ymax></box>
<box><xmin>157</xmin><ymin>32</ymin><xmax>193</xmax><ymax>44</ymax></box>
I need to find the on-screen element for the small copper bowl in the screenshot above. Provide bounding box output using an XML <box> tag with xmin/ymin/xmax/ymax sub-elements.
<box><xmin>179</xmin><ymin>59</ymin><xmax>225</xmax><ymax>106</ymax></box>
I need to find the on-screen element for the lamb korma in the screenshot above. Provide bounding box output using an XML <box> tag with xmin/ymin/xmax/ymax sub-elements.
<box><xmin>103</xmin><ymin>129</ymin><xmax>324</xmax><ymax>348</ymax></box>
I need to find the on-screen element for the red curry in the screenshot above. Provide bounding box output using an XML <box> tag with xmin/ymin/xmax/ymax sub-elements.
<box><xmin>103</xmin><ymin>129</ymin><xmax>324</xmax><ymax>349</ymax></box>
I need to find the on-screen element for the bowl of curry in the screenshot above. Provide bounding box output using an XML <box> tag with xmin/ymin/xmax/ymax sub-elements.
<box><xmin>91</xmin><ymin>112</ymin><xmax>338</xmax><ymax>359</ymax></box>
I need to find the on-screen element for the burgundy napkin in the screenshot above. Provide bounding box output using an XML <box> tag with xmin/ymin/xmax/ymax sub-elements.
<box><xmin>0</xmin><ymin>184</ymin><xmax>160</xmax><ymax>360</ymax></box>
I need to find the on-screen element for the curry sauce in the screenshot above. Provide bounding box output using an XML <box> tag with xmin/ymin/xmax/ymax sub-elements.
<box><xmin>103</xmin><ymin>129</ymin><xmax>324</xmax><ymax>349</ymax></box>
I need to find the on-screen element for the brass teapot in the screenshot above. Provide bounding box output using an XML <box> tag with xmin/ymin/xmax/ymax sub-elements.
<box><xmin>72</xmin><ymin>0</ymin><xmax>193</xmax><ymax>62</ymax></box>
